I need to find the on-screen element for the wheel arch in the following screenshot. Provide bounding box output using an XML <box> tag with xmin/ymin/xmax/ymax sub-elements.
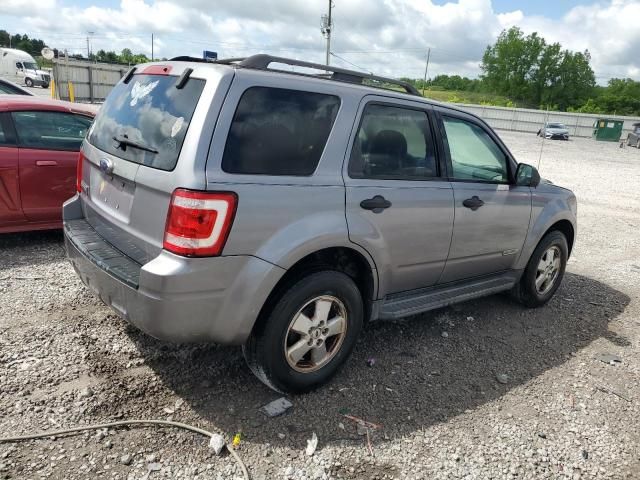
<box><xmin>544</xmin><ymin>219</ymin><xmax>575</xmax><ymax>256</ymax></box>
<box><xmin>253</xmin><ymin>246</ymin><xmax>378</xmax><ymax>335</ymax></box>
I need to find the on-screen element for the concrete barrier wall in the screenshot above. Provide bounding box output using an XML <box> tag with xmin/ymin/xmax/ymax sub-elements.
<box><xmin>454</xmin><ymin>103</ymin><xmax>640</xmax><ymax>139</ymax></box>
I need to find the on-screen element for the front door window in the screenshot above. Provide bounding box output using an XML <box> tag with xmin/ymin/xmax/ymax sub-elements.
<box><xmin>442</xmin><ymin>116</ymin><xmax>509</xmax><ymax>183</ymax></box>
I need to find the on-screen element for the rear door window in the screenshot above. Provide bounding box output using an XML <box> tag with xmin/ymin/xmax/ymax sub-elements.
<box><xmin>88</xmin><ymin>74</ymin><xmax>205</xmax><ymax>171</ymax></box>
<box><xmin>222</xmin><ymin>87</ymin><xmax>340</xmax><ymax>176</ymax></box>
<box><xmin>11</xmin><ymin>111</ymin><xmax>92</xmax><ymax>150</ymax></box>
<box><xmin>348</xmin><ymin>103</ymin><xmax>437</xmax><ymax>179</ymax></box>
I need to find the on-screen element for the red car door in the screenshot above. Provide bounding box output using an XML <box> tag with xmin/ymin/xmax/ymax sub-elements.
<box><xmin>12</xmin><ymin>110</ymin><xmax>92</xmax><ymax>223</ymax></box>
<box><xmin>0</xmin><ymin>113</ymin><xmax>25</xmax><ymax>229</ymax></box>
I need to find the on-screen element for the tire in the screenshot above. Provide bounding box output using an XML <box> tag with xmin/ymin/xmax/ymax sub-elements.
<box><xmin>636</xmin><ymin>140</ymin><xmax>640</xmax><ymax>149</ymax></box>
<box><xmin>25</xmin><ymin>78</ymin><xmax>34</xmax><ymax>88</ymax></box>
<box><xmin>42</xmin><ymin>83</ymin><xmax>49</xmax><ymax>89</ymax></box>
<box><xmin>243</xmin><ymin>270</ymin><xmax>363</xmax><ymax>393</ymax></box>
<box><xmin>512</xmin><ymin>230</ymin><xmax>568</xmax><ymax>308</ymax></box>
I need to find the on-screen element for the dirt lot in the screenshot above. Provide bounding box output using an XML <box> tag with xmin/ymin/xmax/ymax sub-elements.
<box><xmin>1</xmin><ymin>131</ymin><xmax>639</xmax><ymax>480</ymax></box>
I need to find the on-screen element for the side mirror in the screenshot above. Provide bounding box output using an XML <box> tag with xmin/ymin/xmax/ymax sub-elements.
<box><xmin>515</xmin><ymin>163</ymin><xmax>540</xmax><ymax>188</ymax></box>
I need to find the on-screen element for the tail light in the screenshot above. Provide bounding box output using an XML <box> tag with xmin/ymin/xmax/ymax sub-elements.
<box><xmin>163</xmin><ymin>189</ymin><xmax>237</xmax><ymax>257</ymax></box>
<box><xmin>76</xmin><ymin>150</ymin><xmax>85</xmax><ymax>193</ymax></box>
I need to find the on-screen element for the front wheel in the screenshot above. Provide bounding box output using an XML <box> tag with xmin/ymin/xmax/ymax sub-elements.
<box><xmin>24</xmin><ymin>78</ymin><xmax>34</xmax><ymax>87</ymax></box>
<box><xmin>513</xmin><ymin>230</ymin><xmax>568</xmax><ymax>308</ymax></box>
<box><xmin>243</xmin><ymin>271</ymin><xmax>363</xmax><ymax>393</ymax></box>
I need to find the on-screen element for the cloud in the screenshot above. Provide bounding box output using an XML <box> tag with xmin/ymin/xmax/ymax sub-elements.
<box><xmin>0</xmin><ymin>0</ymin><xmax>56</xmax><ymax>15</ymax></box>
<box><xmin>1</xmin><ymin>0</ymin><xmax>639</xmax><ymax>82</ymax></box>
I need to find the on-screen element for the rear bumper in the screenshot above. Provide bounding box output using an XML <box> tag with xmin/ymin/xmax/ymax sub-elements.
<box><xmin>63</xmin><ymin>195</ymin><xmax>285</xmax><ymax>344</ymax></box>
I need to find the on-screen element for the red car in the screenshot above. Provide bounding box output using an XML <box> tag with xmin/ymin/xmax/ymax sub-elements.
<box><xmin>0</xmin><ymin>96</ymin><xmax>96</xmax><ymax>233</ymax></box>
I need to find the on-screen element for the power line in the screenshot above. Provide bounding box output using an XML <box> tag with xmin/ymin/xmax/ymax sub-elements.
<box><xmin>329</xmin><ymin>52</ymin><xmax>370</xmax><ymax>72</ymax></box>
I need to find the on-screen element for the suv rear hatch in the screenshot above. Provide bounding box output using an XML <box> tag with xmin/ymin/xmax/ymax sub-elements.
<box><xmin>79</xmin><ymin>64</ymin><xmax>232</xmax><ymax>265</ymax></box>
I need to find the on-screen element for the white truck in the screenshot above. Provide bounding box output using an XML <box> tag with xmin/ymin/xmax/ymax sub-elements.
<box><xmin>0</xmin><ymin>47</ymin><xmax>50</xmax><ymax>88</ymax></box>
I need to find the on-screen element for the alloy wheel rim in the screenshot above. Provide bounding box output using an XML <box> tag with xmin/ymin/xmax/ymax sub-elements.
<box><xmin>535</xmin><ymin>246</ymin><xmax>561</xmax><ymax>295</ymax></box>
<box><xmin>284</xmin><ymin>295</ymin><xmax>347</xmax><ymax>373</ymax></box>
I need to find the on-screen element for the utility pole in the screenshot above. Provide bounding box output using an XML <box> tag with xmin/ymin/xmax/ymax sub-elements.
<box><xmin>86</xmin><ymin>32</ymin><xmax>94</xmax><ymax>61</ymax></box>
<box><xmin>151</xmin><ymin>33</ymin><xmax>154</xmax><ymax>61</ymax></box>
<box><xmin>321</xmin><ymin>1</ymin><xmax>333</xmax><ymax>65</ymax></box>
<box><xmin>422</xmin><ymin>48</ymin><xmax>431</xmax><ymax>97</ymax></box>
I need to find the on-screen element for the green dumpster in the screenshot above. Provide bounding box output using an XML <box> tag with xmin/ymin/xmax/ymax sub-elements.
<box><xmin>592</xmin><ymin>118</ymin><xmax>624</xmax><ymax>142</ymax></box>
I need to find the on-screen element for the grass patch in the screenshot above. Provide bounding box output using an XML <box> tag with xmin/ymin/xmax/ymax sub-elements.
<box><xmin>420</xmin><ymin>89</ymin><xmax>521</xmax><ymax>107</ymax></box>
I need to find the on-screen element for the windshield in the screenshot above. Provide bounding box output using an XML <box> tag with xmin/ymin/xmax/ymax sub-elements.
<box><xmin>547</xmin><ymin>123</ymin><xmax>565</xmax><ymax>129</ymax></box>
<box><xmin>88</xmin><ymin>74</ymin><xmax>205</xmax><ymax>171</ymax></box>
<box><xmin>23</xmin><ymin>62</ymin><xmax>38</xmax><ymax>70</ymax></box>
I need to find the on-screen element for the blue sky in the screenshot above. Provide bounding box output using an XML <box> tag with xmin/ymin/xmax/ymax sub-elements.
<box><xmin>1</xmin><ymin>0</ymin><xmax>639</xmax><ymax>81</ymax></box>
<box><xmin>483</xmin><ymin>0</ymin><xmax>586</xmax><ymax>17</ymax></box>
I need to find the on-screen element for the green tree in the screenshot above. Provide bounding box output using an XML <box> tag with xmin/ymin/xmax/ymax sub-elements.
<box><xmin>0</xmin><ymin>30</ymin><xmax>47</xmax><ymax>57</ymax></box>
<box><xmin>120</xmin><ymin>48</ymin><xmax>133</xmax><ymax>64</ymax></box>
<box><xmin>546</xmin><ymin>50</ymin><xmax>595</xmax><ymax>110</ymax></box>
<box><xmin>481</xmin><ymin>27</ymin><xmax>595</xmax><ymax>109</ymax></box>
<box><xmin>590</xmin><ymin>78</ymin><xmax>640</xmax><ymax>115</ymax></box>
<box><xmin>481</xmin><ymin>27</ymin><xmax>546</xmax><ymax>101</ymax></box>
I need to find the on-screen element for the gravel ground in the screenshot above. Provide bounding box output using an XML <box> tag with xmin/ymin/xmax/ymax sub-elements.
<box><xmin>1</xmin><ymin>132</ymin><xmax>639</xmax><ymax>480</ymax></box>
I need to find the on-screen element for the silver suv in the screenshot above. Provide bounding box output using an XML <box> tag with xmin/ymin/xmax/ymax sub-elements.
<box><xmin>64</xmin><ymin>55</ymin><xmax>577</xmax><ymax>393</ymax></box>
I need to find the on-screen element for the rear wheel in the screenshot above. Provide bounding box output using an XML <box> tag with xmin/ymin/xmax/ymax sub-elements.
<box><xmin>243</xmin><ymin>271</ymin><xmax>363</xmax><ymax>393</ymax></box>
<box><xmin>513</xmin><ymin>230</ymin><xmax>568</xmax><ymax>308</ymax></box>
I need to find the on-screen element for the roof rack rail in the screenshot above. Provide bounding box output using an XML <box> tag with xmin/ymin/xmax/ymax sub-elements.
<box><xmin>168</xmin><ymin>54</ymin><xmax>420</xmax><ymax>96</ymax></box>
<box><xmin>238</xmin><ymin>54</ymin><xmax>420</xmax><ymax>96</ymax></box>
<box><xmin>169</xmin><ymin>56</ymin><xmax>246</xmax><ymax>65</ymax></box>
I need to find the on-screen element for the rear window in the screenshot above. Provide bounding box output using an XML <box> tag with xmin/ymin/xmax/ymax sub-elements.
<box><xmin>222</xmin><ymin>87</ymin><xmax>340</xmax><ymax>176</ymax></box>
<box><xmin>88</xmin><ymin>74</ymin><xmax>205</xmax><ymax>171</ymax></box>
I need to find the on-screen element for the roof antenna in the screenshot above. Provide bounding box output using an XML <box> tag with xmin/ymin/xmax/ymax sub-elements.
<box><xmin>537</xmin><ymin>106</ymin><xmax>549</xmax><ymax>170</ymax></box>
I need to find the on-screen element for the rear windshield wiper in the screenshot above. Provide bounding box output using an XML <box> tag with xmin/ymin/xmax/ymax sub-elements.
<box><xmin>113</xmin><ymin>135</ymin><xmax>158</xmax><ymax>154</ymax></box>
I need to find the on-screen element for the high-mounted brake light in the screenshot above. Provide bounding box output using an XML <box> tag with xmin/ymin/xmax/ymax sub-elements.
<box><xmin>163</xmin><ymin>189</ymin><xmax>237</xmax><ymax>257</ymax></box>
<box><xmin>76</xmin><ymin>150</ymin><xmax>85</xmax><ymax>193</ymax></box>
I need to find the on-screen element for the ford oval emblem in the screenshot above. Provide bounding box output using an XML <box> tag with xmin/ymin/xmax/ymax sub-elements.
<box><xmin>99</xmin><ymin>158</ymin><xmax>114</xmax><ymax>175</ymax></box>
